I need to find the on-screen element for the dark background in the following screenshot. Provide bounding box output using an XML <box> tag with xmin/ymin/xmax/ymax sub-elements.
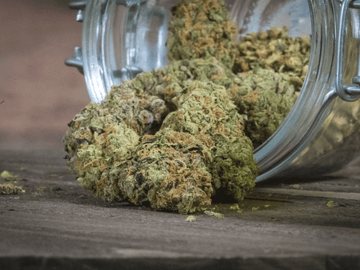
<box><xmin>0</xmin><ymin>0</ymin><xmax>90</xmax><ymax>150</ymax></box>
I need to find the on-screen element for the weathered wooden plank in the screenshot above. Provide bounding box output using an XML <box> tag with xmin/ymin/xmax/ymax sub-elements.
<box><xmin>0</xmin><ymin>149</ymin><xmax>360</xmax><ymax>269</ymax></box>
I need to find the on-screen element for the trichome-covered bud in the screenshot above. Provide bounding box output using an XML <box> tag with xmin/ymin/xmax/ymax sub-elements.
<box><xmin>228</xmin><ymin>68</ymin><xmax>297</xmax><ymax>148</ymax></box>
<box><xmin>63</xmin><ymin>75</ymin><xmax>169</xmax><ymax>157</ymax></box>
<box><xmin>117</xmin><ymin>128</ymin><xmax>214</xmax><ymax>214</ymax></box>
<box><xmin>63</xmin><ymin>75</ymin><xmax>171</xmax><ymax>201</ymax></box>
<box><xmin>102</xmin><ymin>82</ymin><xmax>169</xmax><ymax>135</ymax></box>
<box><xmin>67</xmin><ymin>121</ymin><xmax>140</xmax><ymax>202</ymax></box>
<box><xmin>167</xmin><ymin>0</ymin><xmax>237</xmax><ymax>69</ymax></box>
<box><xmin>231</xmin><ymin>26</ymin><xmax>311</xmax><ymax>92</ymax></box>
<box><xmin>132</xmin><ymin>57</ymin><xmax>235</xmax><ymax>109</ymax></box>
<box><xmin>162</xmin><ymin>57</ymin><xmax>234</xmax><ymax>107</ymax></box>
<box><xmin>162</xmin><ymin>81</ymin><xmax>258</xmax><ymax>201</ymax></box>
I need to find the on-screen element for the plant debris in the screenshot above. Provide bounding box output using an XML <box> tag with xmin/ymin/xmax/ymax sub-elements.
<box><xmin>230</xmin><ymin>204</ymin><xmax>240</xmax><ymax>211</ymax></box>
<box><xmin>204</xmin><ymin>210</ymin><xmax>224</xmax><ymax>218</ymax></box>
<box><xmin>185</xmin><ymin>215</ymin><xmax>197</xmax><ymax>222</ymax></box>
<box><xmin>0</xmin><ymin>184</ymin><xmax>25</xmax><ymax>195</ymax></box>
<box><xmin>1</xmin><ymin>171</ymin><xmax>18</xmax><ymax>181</ymax></box>
<box><xmin>327</xmin><ymin>201</ymin><xmax>335</xmax><ymax>208</ymax></box>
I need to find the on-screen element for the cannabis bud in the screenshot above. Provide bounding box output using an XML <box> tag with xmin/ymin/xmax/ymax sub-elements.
<box><xmin>167</xmin><ymin>0</ymin><xmax>237</xmax><ymax>69</ymax></box>
<box><xmin>117</xmin><ymin>128</ymin><xmax>214</xmax><ymax>214</ymax></box>
<box><xmin>64</xmin><ymin>80</ymin><xmax>258</xmax><ymax>214</ymax></box>
<box><xmin>162</xmin><ymin>81</ymin><xmax>258</xmax><ymax>201</ymax></box>
<box><xmin>231</xmin><ymin>26</ymin><xmax>310</xmax><ymax>92</ymax></box>
<box><xmin>227</xmin><ymin>68</ymin><xmax>297</xmax><ymax>147</ymax></box>
<box><xmin>63</xmin><ymin>77</ymin><xmax>169</xmax><ymax>202</ymax></box>
<box><xmin>162</xmin><ymin>57</ymin><xmax>234</xmax><ymax>107</ymax></box>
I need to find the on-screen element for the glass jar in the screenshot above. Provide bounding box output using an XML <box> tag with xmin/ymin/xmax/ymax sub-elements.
<box><xmin>65</xmin><ymin>0</ymin><xmax>360</xmax><ymax>182</ymax></box>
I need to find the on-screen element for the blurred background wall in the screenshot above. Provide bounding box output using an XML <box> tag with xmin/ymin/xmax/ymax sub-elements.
<box><xmin>0</xmin><ymin>0</ymin><xmax>90</xmax><ymax>150</ymax></box>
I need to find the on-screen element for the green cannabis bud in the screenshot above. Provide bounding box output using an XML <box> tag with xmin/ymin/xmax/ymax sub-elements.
<box><xmin>117</xmin><ymin>81</ymin><xmax>257</xmax><ymax>213</ymax></box>
<box><xmin>162</xmin><ymin>81</ymin><xmax>258</xmax><ymax>201</ymax></box>
<box><xmin>116</xmin><ymin>58</ymin><xmax>229</xmax><ymax>110</ymax></box>
<box><xmin>63</xmin><ymin>79</ymin><xmax>257</xmax><ymax>213</ymax></box>
<box><xmin>67</xmin><ymin>121</ymin><xmax>140</xmax><ymax>202</ymax></box>
<box><xmin>167</xmin><ymin>0</ymin><xmax>237</xmax><ymax>69</ymax></box>
<box><xmin>130</xmin><ymin>56</ymin><xmax>236</xmax><ymax>110</ymax></box>
<box><xmin>64</xmin><ymin>76</ymin><xmax>169</xmax><ymax>155</ymax></box>
<box><xmin>63</xmin><ymin>78</ymin><xmax>169</xmax><ymax>202</ymax></box>
<box><xmin>231</xmin><ymin>26</ymin><xmax>310</xmax><ymax>92</ymax></box>
<box><xmin>162</xmin><ymin>57</ymin><xmax>235</xmax><ymax>107</ymax></box>
<box><xmin>117</xmin><ymin>128</ymin><xmax>214</xmax><ymax>214</ymax></box>
<box><xmin>227</xmin><ymin>68</ymin><xmax>297</xmax><ymax>147</ymax></box>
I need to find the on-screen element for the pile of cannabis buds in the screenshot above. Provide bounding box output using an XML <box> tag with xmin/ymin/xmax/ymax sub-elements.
<box><xmin>63</xmin><ymin>0</ymin><xmax>310</xmax><ymax>214</ymax></box>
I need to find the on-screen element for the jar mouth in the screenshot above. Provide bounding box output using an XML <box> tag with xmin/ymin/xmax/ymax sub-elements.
<box><xmin>78</xmin><ymin>0</ymin><xmax>358</xmax><ymax>181</ymax></box>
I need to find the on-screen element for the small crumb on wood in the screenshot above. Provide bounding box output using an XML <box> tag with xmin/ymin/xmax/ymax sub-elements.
<box><xmin>327</xmin><ymin>201</ymin><xmax>335</xmax><ymax>208</ymax></box>
<box><xmin>204</xmin><ymin>211</ymin><xmax>224</xmax><ymax>218</ymax></box>
<box><xmin>185</xmin><ymin>215</ymin><xmax>196</xmax><ymax>222</ymax></box>
<box><xmin>1</xmin><ymin>171</ymin><xmax>18</xmax><ymax>181</ymax></box>
<box><xmin>230</xmin><ymin>204</ymin><xmax>240</xmax><ymax>211</ymax></box>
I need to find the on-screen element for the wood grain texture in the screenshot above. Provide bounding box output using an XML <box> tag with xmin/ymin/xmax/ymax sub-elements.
<box><xmin>0</xmin><ymin>149</ymin><xmax>359</xmax><ymax>269</ymax></box>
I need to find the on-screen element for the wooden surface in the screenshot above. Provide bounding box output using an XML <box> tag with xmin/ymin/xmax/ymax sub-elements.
<box><xmin>0</xmin><ymin>148</ymin><xmax>360</xmax><ymax>270</ymax></box>
<box><xmin>1</xmin><ymin>2</ymin><xmax>359</xmax><ymax>268</ymax></box>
